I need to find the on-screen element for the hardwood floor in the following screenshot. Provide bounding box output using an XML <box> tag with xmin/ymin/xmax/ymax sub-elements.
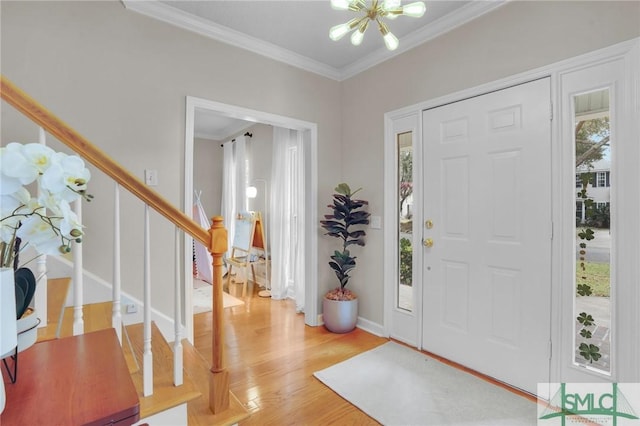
<box><xmin>191</xmin><ymin>285</ymin><xmax>388</xmax><ymax>425</ymax></box>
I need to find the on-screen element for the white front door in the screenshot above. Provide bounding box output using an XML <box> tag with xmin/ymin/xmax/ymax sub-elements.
<box><xmin>421</xmin><ymin>78</ymin><xmax>552</xmax><ymax>394</ymax></box>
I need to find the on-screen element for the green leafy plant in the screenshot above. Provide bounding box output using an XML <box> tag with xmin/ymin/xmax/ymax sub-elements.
<box><xmin>575</xmin><ymin>172</ymin><xmax>601</xmax><ymax>364</ymax></box>
<box><xmin>320</xmin><ymin>183</ymin><xmax>370</xmax><ymax>301</ymax></box>
<box><xmin>579</xmin><ymin>343</ymin><xmax>602</xmax><ymax>363</ymax></box>
<box><xmin>399</xmin><ymin>237</ymin><xmax>412</xmax><ymax>286</ymax></box>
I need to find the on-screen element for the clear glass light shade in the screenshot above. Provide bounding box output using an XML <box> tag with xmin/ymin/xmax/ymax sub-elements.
<box><xmin>351</xmin><ymin>19</ymin><xmax>368</xmax><ymax>45</ymax></box>
<box><xmin>382</xmin><ymin>0</ymin><xmax>402</xmax><ymax>10</ymax></box>
<box><xmin>402</xmin><ymin>2</ymin><xmax>426</xmax><ymax>17</ymax></box>
<box><xmin>351</xmin><ymin>29</ymin><xmax>365</xmax><ymax>45</ymax></box>
<box><xmin>330</xmin><ymin>0</ymin><xmax>351</xmax><ymax>10</ymax></box>
<box><xmin>329</xmin><ymin>18</ymin><xmax>359</xmax><ymax>41</ymax></box>
<box><xmin>385</xmin><ymin>11</ymin><xmax>401</xmax><ymax>20</ymax></box>
<box><xmin>383</xmin><ymin>31</ymin><xmax>399</xmax><ymax>50</ymax></box>
<box><xmin>246</xmin><ymin>186</ymin><xmax>258</xmax><ymax>198</ymax></box>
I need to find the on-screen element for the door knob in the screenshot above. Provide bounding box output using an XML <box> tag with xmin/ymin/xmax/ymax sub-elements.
<box><xmin>423</xmin><ymin>238</ymin><xmax>434</xmax><ymax>248</ymax></box>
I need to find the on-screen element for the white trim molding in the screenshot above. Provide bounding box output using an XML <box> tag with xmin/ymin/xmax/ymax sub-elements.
<box><xmin>122</xmin><ymin>0</ymin><xmax>505</xmax><ymax>82</ymax></box>
<box><xmin>383</xmin><ymin>38</ymin><xmax>640</xmax><ymax>386</ymax></box>
<box><xmin>184</xmin><ymin>96</ymin><xmax>319</xmax><ymax>341</ymax></box>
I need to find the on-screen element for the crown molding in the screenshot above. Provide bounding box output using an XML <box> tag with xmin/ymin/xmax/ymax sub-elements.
<box><xmin>122</xmin><ymin>0</ymin><xmax>343</xmax><ymax>81</ymax></box>
<box><xmin>340</xmin><ymin>1</ymin><xmax>507</xmax><ymax>80</ymax></box>
<box><xmin>123</xmin><ymin>0</ymin><xmax>507</xmax><ymax>82</ymax></box>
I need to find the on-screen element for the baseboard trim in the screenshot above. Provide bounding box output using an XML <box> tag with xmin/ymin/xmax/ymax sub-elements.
<box><xmin>45</xmin><ymin>255</ymin><xmax>185</xmax><ymax>342</ymax></box>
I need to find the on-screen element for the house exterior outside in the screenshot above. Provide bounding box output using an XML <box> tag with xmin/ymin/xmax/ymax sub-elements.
<box><xmin>576</xmin><ymin>157</ymin><xmax>611</xmax><ymax>224</ymax></box>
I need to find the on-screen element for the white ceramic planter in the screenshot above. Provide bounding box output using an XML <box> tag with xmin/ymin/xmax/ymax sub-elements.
<box><xmin>17</xmin><ymin>308</ymin><xmax>39</xmax><ymax>353</ymax></box>
<box><xmin>0</xmin><ymin>267</ymin><xmax>18</xmax><ymax>414</ymax></box>
<box><xmin>323</xmin><ymin>297</ymin><xmax>358</xmax><ymax>333</ymax></box>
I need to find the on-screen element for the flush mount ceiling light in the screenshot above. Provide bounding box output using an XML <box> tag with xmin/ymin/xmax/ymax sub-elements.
<box><xmin>329</xmin><ymin>0</ymin><xmax>426</xmax><ymax>51</ymax></box>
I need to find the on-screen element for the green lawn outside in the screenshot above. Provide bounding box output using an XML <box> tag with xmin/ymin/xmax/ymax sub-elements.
<box><xmin>576</xmin><ymin>261</ymin><xmax>610</xmax><ymax>297</ymax></box>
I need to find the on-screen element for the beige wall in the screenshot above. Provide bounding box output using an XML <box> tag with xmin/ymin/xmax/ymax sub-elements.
<box><xmin>2</xmin><ymin>0</ymin><xmax>638</xmax><ymax>327</ymax></box>
<box><xmin>1</xmin><ymin>0</ymin><xmax>342</xmax><ymax>315</ymax></box>
<box><xmin>340</xmin><ymin>1</ymin><xmax>640</xmax><ymax>324</ymax></box>
<box><xmin>193</xmin><ymin>137</ymin><xmax>221</xmax><ymax>219</ymax></box>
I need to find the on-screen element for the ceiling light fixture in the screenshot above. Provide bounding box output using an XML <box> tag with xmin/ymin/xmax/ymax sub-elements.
<box><xmin>329</xmin><ymin>0</ymin><xmax>426</xmax><ymax>51</ymax></box>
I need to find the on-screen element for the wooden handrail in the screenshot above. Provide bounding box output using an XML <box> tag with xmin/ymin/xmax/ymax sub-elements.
<box><xmin>0</xmin><ymin>75</ymin><xmax>210</xmax><ymax>247</ymax></box>
<box><xmin>2</xmin><ymin>75</ymin><xmax>231</xmax><ymax>415</ymax></box>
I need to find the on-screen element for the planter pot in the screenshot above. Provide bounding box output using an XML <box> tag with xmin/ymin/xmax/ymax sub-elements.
<box><xmin>323</xmin><ymin>297</ymin><xmax>358</xmax><ymax>333</ymax></box>
<box><xmin>1</xmin><ymin>267</ymin><xmax>18</xmax><ymax>414</ymax></box>
<box><xmin>17</xmin><ymin>308</ymin><xmax>40</xmax><ymax>353</ymax></box>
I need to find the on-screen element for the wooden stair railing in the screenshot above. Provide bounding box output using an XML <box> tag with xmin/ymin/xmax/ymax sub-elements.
<box><xmin>0</xmin><ymin>75</ymin><xmax>230</xmax><ymax>414</ymax></box>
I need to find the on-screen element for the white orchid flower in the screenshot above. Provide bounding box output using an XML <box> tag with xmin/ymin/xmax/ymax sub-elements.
<box><xmin>1</xmin><ymin>143</ymin><xmax>53</xmax><ymax>185</ymax></box>
<box><xmin>57</xmin><ymin>199</ymin><xmax>83</xmax><ymax>239</ymax></box>
<box><xmin>41</xmin><ymin>153</ymin><xmax>91</xmax><ymax>202</ymax></box>
<box><xmin>21</xmin><ymin>143</ymin><xmax>55</xmax><ymax>174</ymax></box>
<box><xmin>0</xmin><ymin>143</ymin><xmax>92</xmax><ymax>268</ymax></box>
<box><xmin>1</xmin><ymin>187</ymin><xmax>31</xmax><ymax>218</ymax></box>
<box><xmin>16</xmin><ymin>214</ymin><xmax>63</xmax><ymax>255</ymax></box>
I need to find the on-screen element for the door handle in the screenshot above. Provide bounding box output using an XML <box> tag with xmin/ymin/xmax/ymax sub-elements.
<box><xmin>423</xmin><ymin>238</ymin><xmax>434</xmax><ymax>248</ymax></box>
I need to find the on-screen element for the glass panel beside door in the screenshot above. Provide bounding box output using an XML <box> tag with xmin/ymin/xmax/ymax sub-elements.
<box><xmin>397</xmin><ymin>131</ymin><xmax>413</xmax><ymax>312</ymax></box>
<box><xmin>573</xmin><ymin>88</ymin><xmax>612</xmax><ymax>375</ymax></box>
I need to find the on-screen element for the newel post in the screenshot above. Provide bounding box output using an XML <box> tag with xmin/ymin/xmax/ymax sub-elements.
<box><xmin>208</xmin><ymin>216</ymin><xmax>229</xmax><ymax>413</ymax></box>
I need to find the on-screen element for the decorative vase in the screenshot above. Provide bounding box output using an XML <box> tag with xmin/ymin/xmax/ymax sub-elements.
<box><xmin>0</xmin><ymin>267</ymin><xmax>18</xmax><ymax>414</ymax></box>
<box><xmin>323</xmin><ymin>297</ymin><xmax>358</xmax><ymax>333</ymax></box>
<box><xmin>17</xmin><ymin>307</ymin><xmax>39</xmax><ymax>353</ymax></box>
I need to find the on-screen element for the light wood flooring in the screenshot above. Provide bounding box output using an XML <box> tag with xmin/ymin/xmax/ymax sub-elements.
<box><xmin>190</xmin><ymin>285</ymin><xmax>388</xmax><ymax>425</ymax></box>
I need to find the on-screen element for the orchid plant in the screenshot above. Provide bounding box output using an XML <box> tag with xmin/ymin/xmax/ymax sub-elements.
<box><xmin>0</xmin><ymin>142</ymin><xmax>92</xmax><ymax>269</ymax></box>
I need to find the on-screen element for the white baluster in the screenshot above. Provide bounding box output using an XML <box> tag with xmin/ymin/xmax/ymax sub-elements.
<box><xmin>143</xmin><ymin>204</ymin><xmax>153</xmax><ymax>396</ymax></box>
<box><xmin>34</xmin><ymin>127</ymin><xmax>48</xmax><ymax>328</ymax></box>
<box><xmin>112</xmin><ymin>183</ymin><xmax>122</xmax><ymax>344</ymax></box>
<box><xmin>72</xmin><ymin>197</ymin><xmax>84</xmax><ymax>336</ymax></box>
<box><xmin>173</xmin><ymin>227</ymin><xmax>183</xmax><ymax>386</ymax></box>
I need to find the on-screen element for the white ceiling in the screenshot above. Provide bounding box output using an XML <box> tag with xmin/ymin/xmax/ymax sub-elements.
<box><xmin>122</xmin><ymin>0</ymin><xmax>506</xmax><ymax>139</ymax></box>
<box><xmin>194</xmin><ymin>108</ymin><xmax>256</xmax><ymax>141</ymax></box>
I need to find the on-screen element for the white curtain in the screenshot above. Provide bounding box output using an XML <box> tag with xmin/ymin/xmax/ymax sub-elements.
<box><xmin>270</xmin><ymin>127</ymin><xmax>305</xmax><ymax>312</ymax></box>
<box><xmin>221</xmin><ymin>141</ymin><xmax>236</xmax><ymax>256</ymax></box>
<box><xmin>221</xmin><ymin>136</ymin><xmax>248</xmax><ymax>256</ymax></box>
<box><xmin>234</xmin><ymin>136</ymin><xmax>248</xmax><ymax>213</ymax></box>
<box><xmin>193</xmin><ymin>191</ymin><xmax>213</xmax><ymax>283</ymax></box>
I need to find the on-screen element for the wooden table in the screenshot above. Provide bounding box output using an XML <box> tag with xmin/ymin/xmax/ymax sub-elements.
<box><xmin>2</xmin><ymin>328</ymin><xmax>140</xmax><ymax>425</ymax></box>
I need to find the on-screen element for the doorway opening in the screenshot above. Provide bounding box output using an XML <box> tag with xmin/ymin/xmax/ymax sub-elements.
<box><xmin>183</xmin><ymin>96</ymin><xmax>318</xmax><ymax>343</ymax></box>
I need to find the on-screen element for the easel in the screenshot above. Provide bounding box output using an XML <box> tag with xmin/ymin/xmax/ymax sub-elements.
<box><xmin>225</xmin><ymin>211</ymin><xmax>268</xmax><ymax>298</ymax></box>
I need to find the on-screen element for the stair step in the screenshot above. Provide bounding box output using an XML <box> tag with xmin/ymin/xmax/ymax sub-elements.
<box><xmin>37</xmin><ymin>277</ymin><xmax>71</xmax><ymax>342</ymax></box>
<box><xmin>58</xmin><ymin>300</ymin><xmax>139</xmax><ymax>374</ymax></box>
<box><xmin>59</xmin><ymin>301</ymin><xmax>114</xmax><ymax>337</ymax></box>
<box><xmin>125</xmin><ymin>322</ymin><xmax>201</xmax><ymax>419</ymax></box>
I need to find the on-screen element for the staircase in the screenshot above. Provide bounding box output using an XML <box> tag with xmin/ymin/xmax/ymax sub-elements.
<box><xmin>1</xmin><ymin>76</ymin><xmax>247</xmax><ymax>424</ymax></box>
<box><xmin>32</xmin><ymin>276</ymin><xmax>249</xmax><ymax>424</ymax></box>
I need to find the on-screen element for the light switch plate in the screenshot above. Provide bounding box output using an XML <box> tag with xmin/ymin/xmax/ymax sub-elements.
<box><xmin>370</xmin><ymin>215</ymin><xmax>382</xmax><ymax>229</ymax></box>
<box><xmin>144</xmin><ymin>169</ymin><xmax>158</xmax><ymax>186</ymax></box>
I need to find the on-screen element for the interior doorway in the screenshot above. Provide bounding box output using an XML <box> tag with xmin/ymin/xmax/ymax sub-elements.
<box><xmin>183</xmin><ymin>96</ymin><xmax>319</xmax><ymax>343</ymax></box>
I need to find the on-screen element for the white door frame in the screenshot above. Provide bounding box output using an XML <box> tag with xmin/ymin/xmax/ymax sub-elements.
<box><xmin>383</xmin><ymin>112</ymin><xmax>423</xmax><ymax>346</ymax></box>
<box><xmin>183</xmin><ymin>96</ymin><xmax>319</xmax><ymax>343</ymax></box>
<box><xmin>384</xmin><ymin>38</ymin><xmax>640</xmax><ymax>384</ymax></box>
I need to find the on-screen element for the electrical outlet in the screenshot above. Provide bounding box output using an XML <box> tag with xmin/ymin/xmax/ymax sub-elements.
<box><xmin>144</xmin><ymin>169</ymin><xmax>158</xmax><ymax>186</ymax></box>
<box><xmin>126</xmin><ymin>304</ymin><xmax>137</xmax><ymax>314</ymax></box>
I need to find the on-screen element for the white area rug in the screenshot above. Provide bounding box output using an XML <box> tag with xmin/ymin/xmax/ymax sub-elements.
<box><xmin>314</xmin><ymin>342</ymin><xmax>536</xmax><ymax>426</ymax></box>
<box><xmin>193</xmin><ymin>280</ymin><xmax>244</xmax><ymax>314</ymax></box>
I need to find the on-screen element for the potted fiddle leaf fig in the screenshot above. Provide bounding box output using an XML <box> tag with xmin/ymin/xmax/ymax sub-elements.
<box><xmin>320</xmin><ymin>183</ymin><xmax>370</xmax><ymax>333</ymax></box>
